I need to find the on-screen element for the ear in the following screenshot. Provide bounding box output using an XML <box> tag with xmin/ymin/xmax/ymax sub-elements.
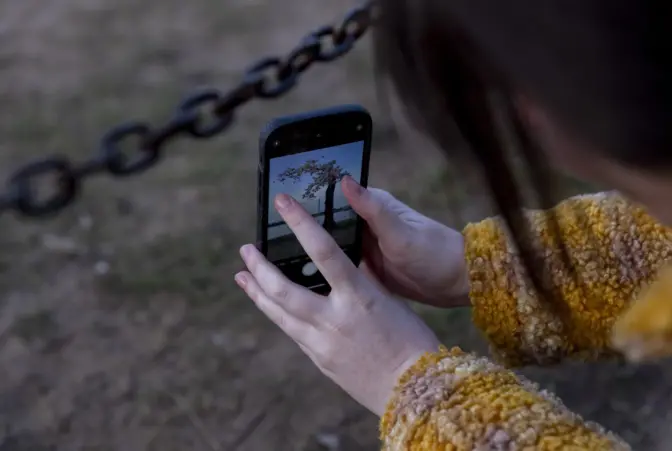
<box><xmin>510</xmin><ymin>92</ymin><xmax>569</xmax><ymax>164</ymax></box>
<box><xmin>512</xmin><ymin>93</ymin><xmax>546</xmax><ymax>131</ymax></box>
<box><xmin>511</xmin><ymin>93</ymin><xmax>606</xmax><ymax>183</ymax></box>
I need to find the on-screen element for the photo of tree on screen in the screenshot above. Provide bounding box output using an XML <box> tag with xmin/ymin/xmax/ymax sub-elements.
<box><xmin>267</xmin><ymin>141</ymin><xmax>364</xmax><ymax>262</ymax></box>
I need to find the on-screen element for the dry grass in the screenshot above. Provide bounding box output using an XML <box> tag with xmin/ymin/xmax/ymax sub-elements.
<box><xmin>0</xmin><ymin>1</ymin><xmax>670</xmax><ymax>450</ymax></box>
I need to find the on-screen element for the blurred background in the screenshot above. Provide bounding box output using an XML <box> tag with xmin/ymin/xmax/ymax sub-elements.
<box><xmin>0</xmin><ymin>1</ymin><xmax>670</xmax><ymax>450</ymax></box>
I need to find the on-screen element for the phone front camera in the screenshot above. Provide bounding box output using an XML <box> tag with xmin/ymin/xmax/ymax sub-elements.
<box><xmin>274</xmin><ymin>141</ymin><xmax>280</xmax><ymax>147</ymax></box>
<box><xmin>356</xmin><ymin>124</ymin><xmax>363</xmax><ymax>131</ymax></box>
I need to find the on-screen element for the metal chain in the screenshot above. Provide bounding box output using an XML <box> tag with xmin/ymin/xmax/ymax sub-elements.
<box><xmin>0</xmin><ymin>1</ymin><xmax>375</xmax><ymax>219</ymax></box>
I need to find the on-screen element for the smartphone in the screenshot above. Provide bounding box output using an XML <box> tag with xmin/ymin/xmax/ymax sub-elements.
<box><xmin>257</xmin><ymin>104</ymin><xmax>372</xmax><ymax>294</ymax></box>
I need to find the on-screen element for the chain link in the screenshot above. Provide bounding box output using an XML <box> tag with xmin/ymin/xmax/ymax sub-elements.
<box><xmin>0</xmin><ymin>1</ymin><xmax>375</xmax><ymax>219</ymax></box>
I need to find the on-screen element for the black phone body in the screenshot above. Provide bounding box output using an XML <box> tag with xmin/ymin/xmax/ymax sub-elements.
<box><xmin>257</xmin><ymin>104</ymin><xmax>372</xmax><ymax>294</ymax></box>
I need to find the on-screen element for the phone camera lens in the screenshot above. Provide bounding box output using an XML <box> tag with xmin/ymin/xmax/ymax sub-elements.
<box><xmin>356</xmin><ymin>124</ymin><xmax>363</xmax><ymax>131</ymax></box>
<box><xmin>273</xmin><ymin>141</ymin><xmax>280</xmax><ymax>147</ymax></box>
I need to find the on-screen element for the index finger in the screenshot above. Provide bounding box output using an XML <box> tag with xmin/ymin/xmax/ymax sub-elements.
<box><xmin>274</xmin><ymin>193</ymin><xmax>358</xmax><ymax>290</ymax></box>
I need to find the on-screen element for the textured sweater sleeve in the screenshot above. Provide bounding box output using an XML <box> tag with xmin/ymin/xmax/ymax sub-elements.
<box><xmin>463</xmin><ymin>192</ymin><xmax>672</xmax><ymax>367</ymax></box>
<box><xmin>380</xmin><ymin>346</ymin><xmax>630</xmax><ymax>450</ymax></box>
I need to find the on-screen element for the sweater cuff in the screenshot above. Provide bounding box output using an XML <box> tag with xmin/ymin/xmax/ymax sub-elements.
<box><xmin>463</xmin><ymin>219</ymin><xmax>528</xmax><ymax>366</ymax></box>
<box><xmin>379</xmin><ymin>346</ymin><xmax>629</xmax><ymax>450</ymax></box>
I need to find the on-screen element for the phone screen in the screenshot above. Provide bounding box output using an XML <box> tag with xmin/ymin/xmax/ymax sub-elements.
<box><xmin>267</xmin><ymin>140</ymin><xmax>365</xmax><ymax>277</ymax></box>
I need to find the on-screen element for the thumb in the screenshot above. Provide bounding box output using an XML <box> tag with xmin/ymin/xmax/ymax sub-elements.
<box><xmin>342</xmin><ymin>176</ymin><xmax>406</xmax><ymax>239</ymax></box>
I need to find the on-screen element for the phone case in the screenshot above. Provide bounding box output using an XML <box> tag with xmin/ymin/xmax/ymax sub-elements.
<box><xmin>256</xmin><ymin>104</ymin><xmax>371</xmax><ymax>251</ymax></box>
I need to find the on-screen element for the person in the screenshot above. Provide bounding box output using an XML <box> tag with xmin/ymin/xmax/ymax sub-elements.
<box><xmin>235</xmin><ymin>1</ymin><xmax>672</xmax><ymax>449</ymax></box>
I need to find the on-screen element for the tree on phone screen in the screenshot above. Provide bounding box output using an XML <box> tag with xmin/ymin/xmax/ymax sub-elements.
<box><xmin>277</xmin><ymin>159</ymin><xmax>350</xmax><ymax>233</ymax></box>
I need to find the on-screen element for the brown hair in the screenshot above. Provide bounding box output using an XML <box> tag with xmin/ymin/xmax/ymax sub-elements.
<box><xmin>373</xmin><ymin>1</ymin><xmax>672</xmax><ymax>323</ymax></box>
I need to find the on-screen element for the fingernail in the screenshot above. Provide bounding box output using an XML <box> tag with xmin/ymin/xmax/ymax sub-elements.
<box><xmin>240</xmin><ymin>244</ymin><xmax>254</xmax><ymax>260</ymax></box>
<box><xmin>235</xmin><ymin>272</ymin><xmax>247</xmax><ymax>287</ymax></box>
<box><xmin>345</xmin><ymin>176</ymin><xmax>363</xmax><ymax>194</ymax></box>
<box><xmin>275</xmin><ymin>194</ymin><xmax>292</xmax><ymax>210</ymax></box>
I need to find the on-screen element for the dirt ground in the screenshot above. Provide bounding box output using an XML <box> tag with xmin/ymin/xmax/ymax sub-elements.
<box><xmin>0</xmin><ymin>1</ymin><xmax>670</xmax><ymax>450</ymax></box>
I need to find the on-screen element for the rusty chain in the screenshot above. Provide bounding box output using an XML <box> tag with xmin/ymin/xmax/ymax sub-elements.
<box><xmin>0</xmin><ymin>1</ymin><xmax>375</xmax><ymax>219</ymax></box>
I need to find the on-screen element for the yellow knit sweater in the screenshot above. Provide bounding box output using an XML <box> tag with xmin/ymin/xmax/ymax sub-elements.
<box><xmin>380</xmin><ymin>192</ymin><xmax>672</xmax><ymax>450</ymax></box>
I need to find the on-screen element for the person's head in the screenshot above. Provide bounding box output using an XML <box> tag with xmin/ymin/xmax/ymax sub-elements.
<box><xmin>373</xmin><ymin>0</ymin><xmax>672</xmax><ymax>224</ymax></box>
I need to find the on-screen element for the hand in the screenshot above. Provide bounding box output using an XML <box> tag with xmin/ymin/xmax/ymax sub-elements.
<box><xmin>235</xmin><ymin>193</ymin><xmax>441</xmax><ymax>416</ymax></box>
<box><xmin>341</xmin><ymin>176</ymin><xmax>470</xmax><ymax>308</ymax></box>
